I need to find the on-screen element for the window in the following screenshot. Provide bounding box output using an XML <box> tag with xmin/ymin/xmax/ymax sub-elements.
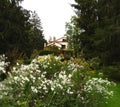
<box><xmin>61</xmin><ymin>45</ymin><xmax>66</xmax><ymax>49</ymax></box>
<box><xmin>62</xmin><ymin>39</ymin><xmax>66</xmax><ymax>42</ymax></box>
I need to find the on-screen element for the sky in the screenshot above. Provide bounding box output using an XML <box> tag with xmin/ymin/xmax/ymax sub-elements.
<box><xmin>21</xmin><ymin>0</ymin><xmax>75</xmax><ymax>41</ymax></box>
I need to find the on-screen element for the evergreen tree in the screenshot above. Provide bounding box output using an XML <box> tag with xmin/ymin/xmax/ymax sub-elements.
<box><xmin>0</xmin><ymin>0</ymin><xmax>31</xmax><ymax>54</ymax></box>
<box><xmin>29</xmin><ymin>11</ymin><xmax>46</xmax><ymax>51</ymax></box>
<box><xmin>0</xmin><ymin>0</ymin><xmax>46</xmax><ymax>64</ymax></box>
<box><xmin>72</xmin><ymin>0</ymin><xmax>120</xmax><ymax>65</ymax></box>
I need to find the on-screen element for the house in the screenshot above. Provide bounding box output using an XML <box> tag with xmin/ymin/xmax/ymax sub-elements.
<box><xmin>46</xmin><ymin>36</ymin><xmax>68</xmax><ymax>50</ymax></box>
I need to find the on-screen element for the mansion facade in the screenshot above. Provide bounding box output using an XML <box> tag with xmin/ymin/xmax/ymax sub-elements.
<box><xmin>46</xmin><ymin>36</ymin><xmax>68</xmax><ymax>50</ymax></box>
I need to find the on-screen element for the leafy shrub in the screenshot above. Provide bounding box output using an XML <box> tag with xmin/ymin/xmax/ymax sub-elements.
<box><xmin>100</xmin><ymin>66</ymin><xmax>120</xmax><ymax>81</ymax></box>
<box><xmin>39</xmin><ymin>50</ymin><xmax>59</xmax><ymax>56</ymax></box>
<box><xmin>82</xmin><ymin>78</ymin><xmax>114</xmax><ymax>107</ymax></box>
<box><xmin>0</xmin><ymin>55</ymin><xmax>74</xmax><ymax>106</ymax></box>
<box><xmin>0</xmin><ymin>55</ymin><xmax>115</xmax><ymax>107</ymax></box>
<box><xmin>44</xmin><ymin>45</ymin><xmax>59</xmax><ymax>50</ymax></box>
<box><xmin>39</xmin><ymin>50</ymin><xmax>73</xmax><ymax>57</ymax></box>
<box><xmin>0</xmin><ymin>55</ymin><xmax>9</xmax><ymax>81</ymax></box>
<box><xmin>5</xmin><ymin>48</ymin><xmax>26</xmax><ymax>66</ymax></box>
<box><xmin>88</xmin><ymin>57</ymin><xmax>101</xmax><ymax>70</ymax></box>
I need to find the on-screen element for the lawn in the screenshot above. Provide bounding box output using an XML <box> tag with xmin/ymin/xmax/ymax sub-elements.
<box><xmin>104</xmin><ymin>83</ymin><xmax>120</xmax><ymax>107</ymax></box>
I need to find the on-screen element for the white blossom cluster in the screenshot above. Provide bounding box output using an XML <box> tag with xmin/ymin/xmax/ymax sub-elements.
<box><xmin>0</xmin><ymin>55</ymin><xmax>9</xmax><ymax>98</ymax></box>
<box><xmin>7</xmin><ymin>62</ymin><xmax>49</xmax><ymax>98</ymax></box>
<box><xmin>0</xmin><ymin>55</ymin><xmax>9</xmax><ymax>74</ymax></box>
<box><xmin>1</xmin><ymin>55</ymin><xmax>75</xmax><ymax>100</ymax></box>
<box><xmin>50</xmin><ymin>71</ymin><xmax>73</xmax><ymax>94</ymax></box>
<box><xmin>82</xmin><ymin>78</ymin><xmax>114</xmax><ymax>103</ymax></box>
<box><xmin>37</xmin><ymin>55</ymin><xmax>62</xmax><ymax>70</ymax></box>
<box><xmin>0</xmin><ymin>55</ymin><xmax>115</xmax><ymax>106</ymax></box>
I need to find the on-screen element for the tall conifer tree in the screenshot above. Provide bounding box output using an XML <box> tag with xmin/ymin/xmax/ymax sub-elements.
<box><xmin>72</xmin><ymin>0</ymin><xmax>120</xmax><ymax>65</ymax></box>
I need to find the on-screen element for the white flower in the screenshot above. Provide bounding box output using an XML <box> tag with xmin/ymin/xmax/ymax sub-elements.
<box><xmin>0</xmin><ymin>55</ymin><xmax>9</xmax><ymax>74</ymax></box>
<box><xmin>14</xmin><ymin>76</ymin><xmax>18</xmax><ymax>81</ymax></box>
<box><xmin>24</xmin><ymin>77</ymin><xmax>29</xmax><ymax>82</ymax></box>
<box><xmin>83</xmin><ymin>77</ymin><xmax>114</xmax><ymax>103</ymax></box>
<box><xmin>68</xmin><ymin>74</ymin><xmax>72</xmax><ymax>78</ymax></box>
<box><xmin>51</xmin><ymin>87</ymin><xmax>54</xmax><ymax>91</ymax></box>
<box><xmin>31</xmin><ymin>86</ymin><xmax>38</xmax><ymax>93</ymax></box>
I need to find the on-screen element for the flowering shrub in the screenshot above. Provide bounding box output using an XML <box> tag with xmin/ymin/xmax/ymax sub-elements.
<box><xmin>0</xmin><ymin>55</ymin><xmax>9</xmax><ymax>81</ymax></box>
<box><xmin>0</xmin><ymin>55</ymin><xmax>9</xmax><ymax>74</ymax></box>
<box><xmin>81</xmin><ymin>78</ymin><xmax>114</xmax><ymax>107</ymax></box>
<box><xmin>0</xmin><ymin>55</ymin><xmax>75</xmax><ymax>106</ymax></box>
<box><xmin>0</xmin><ymin>55</ymin><xmax>115</xmax><ymax>107</ymax></box>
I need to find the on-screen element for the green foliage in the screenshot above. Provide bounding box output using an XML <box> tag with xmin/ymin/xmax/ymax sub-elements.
<box><xmin>87</xmin><ymin>57</ymin><xmax>101</xmax><ymax>70</ymax></box>
<box><xmin>100</xmin><ymin>66</ymin><xmax>120</xmax><ymax>81</ymax></box>
<box><xmin>5</xmin><ymin>48</ymin><xmax>26</xmax><ymax>66</ymax></box>
<box><xmin>0</xmin><ymin>55</ymin><xmax>115</xmax><ymax>107</ymax></box>
<box><xmin>29</xmin><ymin>11</ymin><xmax>46</xmax><ymax>51</ymax></box>
<box><xmin>39</xmin><ymin>50</ymin><xmax>73</xmax><ymax>57</ymax></box>
<box><xmin>82</xmin><ymin>78</ymin><xmax>114</xmax><ymax>107</ymax></box>
<box><xmin>72</xmin><ymin>0</ymin><xmax>120</xmax><ymax>65</ymax></box>
<box><xmin>0</xmin><ymin>0</ymin><xmax>46</xmax><ymax>63</ymax></box>
<box><xmin>0</xmin><ymin>0</ymin><xmax>30</xmax><ymax>53</ymax></box>
<box><xmin>44</xmin><ymin>45</ymin><xmax>59</xmax><ymax>51</ymax></box>
<box><xmin>65</xmin><ymin>16</ymin><xmax>81</xmax><ymax>57</ymax></box>
<box><xmin>104</xmin><ymin>83</ymin><xmax>120</xmax><ymax>107</ymax></box>
<box><xmin>39</xmin><ymin>50</ymin><xmax>60</xmax><ymax>56</ymax></box>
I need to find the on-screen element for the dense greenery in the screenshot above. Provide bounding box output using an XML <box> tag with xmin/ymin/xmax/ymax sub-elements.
<box><xmin>0</xmin><ymin>55</ymin><xmax>115</xmax><ymax>107</ymax></box>
<box><xmin>65</xmin><ymin>16</ymin><xmax>81</xmax><ymax>57</ymax></box>
<box><xmin>29</xmin><ymin>11</ymin><xmax>46</xmax><ymax>51</ymax></box>
<box><xmin>0</xmin><ymin>0</ymin><xmax>46</xmax><ymax>64</ymax></box>
<box><xmin>0</xmin><ymin>0</ymin><xmax>120</xmax><ymax>107</ymax></box>
<box><xmin>67</xmin><ymin>0</ymin><xmax>120</xmax><ymax>65</ymax></box>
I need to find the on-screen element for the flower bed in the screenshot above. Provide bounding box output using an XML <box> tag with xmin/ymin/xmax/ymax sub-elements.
<box><xmin>0</xmin><ymin>55</ymin><xmax>115</xmax><ymax>107</ymax></box>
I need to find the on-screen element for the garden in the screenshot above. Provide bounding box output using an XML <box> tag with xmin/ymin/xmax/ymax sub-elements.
<box><xmin>0</xmin><ymin>54</ymin><xmax>119</xmax><ymax>107</ymax></box>
<box><xmin>0</xmin><ymin>0</ymin><xmax>120</xmax><ymax>106</ymax></box>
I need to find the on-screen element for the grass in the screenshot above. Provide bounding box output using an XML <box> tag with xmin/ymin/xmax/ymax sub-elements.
<box><xmin>102</xmin><ymin>82</ymin><xmax>120</xmax><ymax>107</ymax></box>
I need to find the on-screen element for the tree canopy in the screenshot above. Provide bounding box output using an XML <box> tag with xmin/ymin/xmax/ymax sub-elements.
<box><xmin>65</xmin><ymin>16</ymin><xmax>81</xmax><ymax>57</ymax></box>
<box><xmin>70</xmin><ymin>0</ymin><xmax>120</xmax><ymax>65</ymax></box>
<box><xmin>0</xmin><ymin>0</ymin><xmax>46</xmax><ymax>63</ymax></box>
